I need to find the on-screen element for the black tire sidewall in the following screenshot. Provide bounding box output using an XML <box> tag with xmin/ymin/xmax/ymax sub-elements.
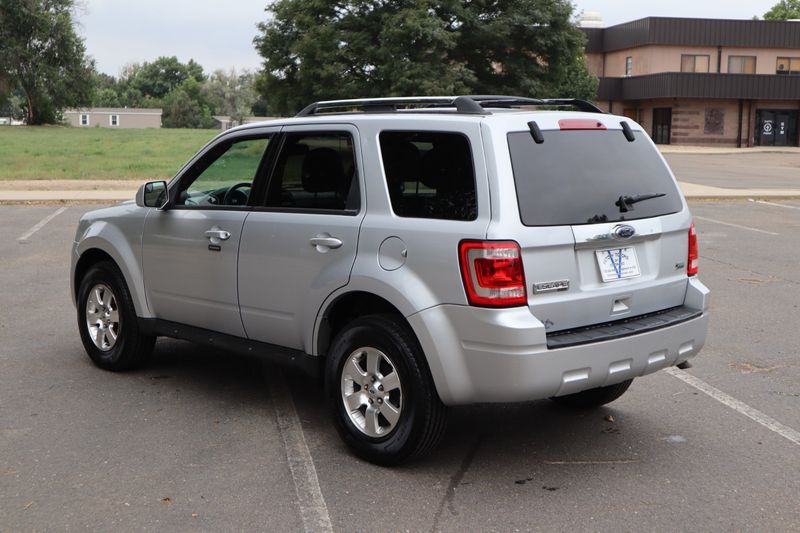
<box><xmin>77</xmin><ymin>262</ymin><xmax>144</xmax><ymax>371</ymax></box>
<box><xmin>325</xmin><ymin>316</ymin><xmax>433</xmax><ymax>465</ymax></box>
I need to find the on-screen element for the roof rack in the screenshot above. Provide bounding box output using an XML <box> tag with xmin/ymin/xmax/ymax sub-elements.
<box><xmin>294</xmin><ymin>95</ymin><xmax>604</xmax><ymax>117</ymax></box>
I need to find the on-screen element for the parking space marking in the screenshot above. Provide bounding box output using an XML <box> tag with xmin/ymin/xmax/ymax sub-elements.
<box><xmin>693</xmin><ymin>216</ymin><xmax>779</xmax><ymax>236</ymax></box>
<box><xmin>265</xmin><ymin>366</ymin><xmax>333</xmax><ymax>533</ymax></box>
<box><xmin>748</xmin><ymin>198</ymin><xmax>800</xmax><ymax>210</ymax></box>
<box><xmin>16</xmin><ymin>207</ymin><xmax>67</xmax><ymax>243</ymax></box>
<box><xmin>666</xmin><ymin>367</ymin><xmax>800</xmax><ymax>447</ymax></box>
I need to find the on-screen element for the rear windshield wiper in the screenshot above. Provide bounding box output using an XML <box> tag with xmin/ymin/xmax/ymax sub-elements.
<box><xmin>615</xmin><ymin>192</ymin><xmax>666</xmax><ymax>213</ymax></box>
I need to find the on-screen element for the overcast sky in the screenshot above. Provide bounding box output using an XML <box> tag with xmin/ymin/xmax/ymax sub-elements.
<box><xmin>78</xmin><ymin>0</ymin><xmax>779</xmax><ymax>77</ymax></box>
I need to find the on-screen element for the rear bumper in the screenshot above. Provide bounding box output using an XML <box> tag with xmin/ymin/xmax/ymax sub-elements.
<box><xmin>408</xmin><ymin>278</ymin><xmax>709</xmax><ymax>406</ymax></box>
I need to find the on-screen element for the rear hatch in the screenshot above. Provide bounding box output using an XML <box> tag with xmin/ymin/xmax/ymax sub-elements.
<box><xmin>506</xmin><ymin>122</ymin><xmax>690</xmax><ymax>334</ymax></box>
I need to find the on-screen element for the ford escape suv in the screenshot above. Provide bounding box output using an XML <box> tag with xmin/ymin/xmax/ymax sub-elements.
<box><xmin>71</xmin><ymin>96</ymin><xmax>709</xmax><ymax>465</ymax></box>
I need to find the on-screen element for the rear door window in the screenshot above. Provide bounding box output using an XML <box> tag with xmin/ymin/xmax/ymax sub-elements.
<box><xmin>379</xmin><ymin>131</ymin><xmax>477</xmax><ymax>221</ymax></box>
<box><xmin>507</xmin><ymin>130</ymin><xmax>682</xmax><ymax>226</ymax></box>
<box><xmin>264</xmin><ymin>133</ymin><xmax>359</xmax><ymax>212</ymax></box>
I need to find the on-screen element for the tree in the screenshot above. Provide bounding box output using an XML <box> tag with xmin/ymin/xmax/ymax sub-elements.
<box><xmin>763</xmin><ymin>0</ymin><xmax>800</xmax><ymax>19</ymax></box>
<box><xmin>162</xmin><ymin>77</ymin><xmax>214</xmax><ymax>128</ymax></box>
<box><xmin>126</xmin><ymin>56</ymin><xmax>206</xmax><ymax>101</ymax></box>
<box><xmin>0</xmin><ymin>0</ymin><xmax>94</xmax><ymax>124</ymax></box>
<box><xmin>254</xmin><ymin>0</ymin><xmax>596</xmax><ymax>115</ymax></box>
<box><xmin>203</xmin><ymin>68</ymin><xmax>259</xmax><ymax>124</ymax></box>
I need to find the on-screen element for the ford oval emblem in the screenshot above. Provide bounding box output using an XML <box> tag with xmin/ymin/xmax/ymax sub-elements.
<box><xmin>613</xmin><ymin>224</ymin><xmax>636</xmax><ymax>239</ymax></box>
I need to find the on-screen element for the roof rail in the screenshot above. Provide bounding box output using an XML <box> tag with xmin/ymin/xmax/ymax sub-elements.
<box><xmin>294</xmin><ymin>95</ymin><xmax>604</xmax><ymax>117</ymax></box>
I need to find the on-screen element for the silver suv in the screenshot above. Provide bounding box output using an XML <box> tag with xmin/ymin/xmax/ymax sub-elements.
<box><xmin>71</xmin><ymin>96</ymin><xmax>709</xmax><ymax>465</ymax></box>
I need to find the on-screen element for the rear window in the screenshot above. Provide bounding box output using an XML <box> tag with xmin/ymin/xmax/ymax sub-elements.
<box><xmin>508</xmin><ymin>130</ymin><xmax>682</xmax><ymax>226</ymax></box>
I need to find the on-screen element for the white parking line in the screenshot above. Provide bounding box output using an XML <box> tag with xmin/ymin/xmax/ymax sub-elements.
<box><xmin>748</xmin><ymin>198</ymin><xmax>800</xmax><ymax>210</ymax></box>
<box><xmin>693</xmin><ymin>215</ymin><xmax>779</xmax><ymax>236</ymax></box>
<box><xmin>265</xmin><ymin>366</ymin><xmax>333</xmax><ymax>533</ymax></box>
<box><xmin>16</xmin><ymin>207</ymin><xmax>67</xmax><ymax>243</ymax></box>
<box><xmin>666</xmin><ymin>367</ymin><xmax>800</xmax><ymax>447</ymax></box>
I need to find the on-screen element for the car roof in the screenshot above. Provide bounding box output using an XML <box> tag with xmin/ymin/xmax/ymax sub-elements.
<box><xmin>229</xmin><ymin>109</ymin><xmax>636</xmax><ymax>134</ymax></box>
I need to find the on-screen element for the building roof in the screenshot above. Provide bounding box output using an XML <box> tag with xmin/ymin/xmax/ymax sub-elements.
<box><xmin>583</xmin><ymin>17</ymin><xmax>800</xmax><ymax>53</ymax></box>
<box><xmin>64</xmin><ymin>108</ymin><xmax>163</xmax><ymax>115</ymax></box>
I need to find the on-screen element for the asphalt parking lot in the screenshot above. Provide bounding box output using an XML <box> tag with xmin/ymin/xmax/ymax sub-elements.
<box><xmin>2</xmin><ymin>199</ymin><xmax>799</xmax><ymax>532</ymax></box>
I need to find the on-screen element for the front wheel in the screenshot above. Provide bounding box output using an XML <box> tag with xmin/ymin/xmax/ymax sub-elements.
<box><xmin>325</xmin><ymin>315</ymin><xmax>447</xmax><ymax>465</ymax></box>
<box><xmin>550</xmin><ymin>379</ymin><xmax>633</xmax><ymax>409</ymax></box>
<box><xmin>77</xmin><ymin>261</ymin><xmax>154</xmax><ymax>371</ymax></box>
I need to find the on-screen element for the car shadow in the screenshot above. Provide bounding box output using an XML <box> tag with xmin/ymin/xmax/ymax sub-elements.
<box><xmin>138</xmin><ymin>338</ymin><xmax>662</xmax><ymax>474</ymax></box>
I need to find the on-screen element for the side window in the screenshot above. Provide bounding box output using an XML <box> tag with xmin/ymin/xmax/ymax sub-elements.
<box><xmin>175</xmin><ymin>137</ymin><xmax>270</xmax><ymax>208</ymax></box>
<box><xmin>264</xmin><ymin>133</ymin><xmax>358</xmax><ymax>212</ymax></box>
<box><xmin>379</xmin><ymin>131</ymin><xmax>476</xmax><ymax>221</ymax></box>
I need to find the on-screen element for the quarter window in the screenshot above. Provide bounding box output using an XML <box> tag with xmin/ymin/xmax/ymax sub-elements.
<box><xmin>680</xmin><ymin>54</ymin><xmax>710</xmax><ymax>73</ymax></box>
<box><xmin>264</xmin><ymin>133</ymin><xmax>358</xmax><ymax>212</ymax></box>
<box><xmin>777</xmin><ymin>57</ymin><xmax>800</xmax><ymax>75</ymax></box>
<box><xmin>728</xmin><ymin>56</ymin><xmax>756</xmax><ymax>74</ymax></box>
<box><xmin>175</xmin><ymin>136</ymin><xmax>271</xmax><ymax>208</ymax></box>
<box><xmin>379</xmin><ymin>131</ymin><xmax>476</xmax><ymax>221</ymax></box>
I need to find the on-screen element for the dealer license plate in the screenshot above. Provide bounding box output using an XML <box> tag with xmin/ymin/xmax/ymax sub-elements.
<box><xmin>595</xmin><ymin>247</ymin><xmax>641</xmax><ymax>282</ymax></box>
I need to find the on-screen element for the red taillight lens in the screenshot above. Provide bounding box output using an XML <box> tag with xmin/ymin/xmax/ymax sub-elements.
<box><xmin>459</xmin><ymin>241</ymin><xmax>527</xmax><ymax>307</ymax></box>
<box><xmin>687</xmin><ymin>222</ymin><xmax>699</xmax><ymax>276</ymax></box>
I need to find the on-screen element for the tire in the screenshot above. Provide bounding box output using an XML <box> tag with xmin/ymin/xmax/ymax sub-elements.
<box><xmin>325</xmin><ymin>315</ymin><xmax>447</xmax><ymax>466</ymax></box>
<box><xmin>77</xmin><ymin>261</ymin><xmax>155</xmax><ymax>371</ymax></box>
<box><xmin>550</xmin><ymin>379</ymin><xmax>633</xmax><ymax>409</ymax></box>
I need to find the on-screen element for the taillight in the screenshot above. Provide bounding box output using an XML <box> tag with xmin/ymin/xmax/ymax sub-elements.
<box><xmin>687</xmin><ymin>222</ymin><xmax>699</xmax><ymax>276</ymax></box>
<box><xmin>459</xmin><ymin>241</ymin><xmax>527</xmax><ymax>307</ymax></box>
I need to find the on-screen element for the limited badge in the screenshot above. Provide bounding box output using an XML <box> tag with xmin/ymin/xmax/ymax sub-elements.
<box><xmin>533</xmin><ymin>279</ymin><xmax>570</xmax><ymax>294</ymax></box>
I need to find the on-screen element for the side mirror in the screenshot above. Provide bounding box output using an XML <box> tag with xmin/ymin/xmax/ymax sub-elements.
<box><xmin>135</xmin><ymin>181</ymin><xmax>169</xmax><ymax>209</ymax></box>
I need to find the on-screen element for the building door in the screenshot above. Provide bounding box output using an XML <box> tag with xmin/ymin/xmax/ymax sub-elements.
<box><xmin>756</xmin><ymin>110</ymin><xmax>799</xmax><ymax>146</ymax></box>
<box><xmin>652</xmin><ymin>108</ymin><xmax>672</xmax><ymax>144</ymax></box>
<box><xmin>775</xmin><ymin>113</ymin><xmax>789</xmax><ymax>146</ymax></box>
<box><xmin>757</xmin><ymin>111</ymin><xmax>775</xmax><ymax>146</ymax></box>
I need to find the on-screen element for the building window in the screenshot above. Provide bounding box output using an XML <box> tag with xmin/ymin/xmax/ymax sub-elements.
<box><xmin>681</xmin><ymin>55</ymin><xmax>710</xmax><ymax>73</ymax></box>
<box><xmin>704</xmin><ymin>108</ymin><xmax>725</xmax><ymax>135</ymax></box>
<box><xmin>728</xmin><ymin>56</ymin><xmax>756</xmax><ymax>74</ymax></box>
<box><xmin>777</xmin><ymin>57</ymin><xmax>800</xmax><ymax>75</ymax></box>
<box><xmin>625</xmin><ymin>56</ymin><xmax>633</xmax><ymax>76</ymax></box>
<box><xmin>110</xmin><ymin>115</ymin><xmax>119</xmax><ymax>127</ymax></box>
<box><xmin>80</xmin><ymin>114</ymin><xmax>89</xmax><ymax>126</ymax></box>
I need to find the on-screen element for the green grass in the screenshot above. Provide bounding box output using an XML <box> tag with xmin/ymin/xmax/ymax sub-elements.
<box><xmin>0</xmin><ymin>126</ymin><xmax>220</xmax><ymax>180</ymax></box>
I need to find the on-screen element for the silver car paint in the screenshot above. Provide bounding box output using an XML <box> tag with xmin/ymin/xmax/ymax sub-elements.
<box><xmin>239</xmin><ymin>123</ymin><xmax>365</xmax><ymax>352</ymax></box>
<box><xmin>142</xmin><ymin>209</ymin><xmax>250</xmax><ymax>336</ymax></box>
<box><xmin>72</xmin><ymin>110</ymin><xmax>709</xmax><ymax>406</ymax></box>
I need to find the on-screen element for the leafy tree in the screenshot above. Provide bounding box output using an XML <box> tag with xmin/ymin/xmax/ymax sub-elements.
<box><xmin>162</xmin><ymin>77</ymin><xmax>214</xmax><ymax>128</ymax></box>
<box><xmin>0</xmin><ymin>90</ymin><xmax>26</xmax><ymax>120</ymax></box>
<box><xmin>203</xmin><ymin>68</ymin><xmax>259</xmax><ymax>124</ymax></box>
<box><xmin>763</xmin><ymin>0</ymin><xmax>800</xmax><ymax>19</ymax></box>
<box><xmin>254</xmin><ymin>0</ymin><xmax>596</xmax><ymax>115</ymax></box>
<box><xmin>126</xmin><ymin>56</ymin><xmax>205</xmax><ymax>100</ymax></box>
<box><xmin>0</xmin><ymin>0</ymin><xmax>94</xmax><ymax>124</ymax></box>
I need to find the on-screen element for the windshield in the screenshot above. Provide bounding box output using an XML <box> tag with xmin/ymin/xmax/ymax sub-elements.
<box><xmin>507</xmin><ymin>130</ymin><xmax>682</xmax><ymax>226</ymax></box>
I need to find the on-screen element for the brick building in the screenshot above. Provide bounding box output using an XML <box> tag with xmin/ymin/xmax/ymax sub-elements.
<box><xmin>583</xmin><ymin>18</ymin><xmax>800</xmax><ymax>146</ymax></box>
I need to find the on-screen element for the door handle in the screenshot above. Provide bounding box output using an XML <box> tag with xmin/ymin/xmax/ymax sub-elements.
<box><xmin>205</xmin><ymin>229</ymin><xmax>231</xmax><ymax>241</ymax></box>
<box><xmin>310</xmin><ymin>235</ymin><xmax>343</xmax><ymax>250</ymax></box>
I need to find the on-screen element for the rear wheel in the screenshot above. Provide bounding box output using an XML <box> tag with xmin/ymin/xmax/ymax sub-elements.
<box><xmin>325</xmin><ymin>315</ymin><xmax>447</xmax><ymax>465</ymax></box>
<box><xmin>550</xmin><ymin>379</ymin><xmax>633</xmax><ymax>409</ymax></box>
<box><xmin>77</xmin><ymin>261</ymin><xmax>154</xmax><ymax>371</ymax></box>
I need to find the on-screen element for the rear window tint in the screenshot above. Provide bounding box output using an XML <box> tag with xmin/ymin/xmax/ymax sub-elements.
<box><xmin>379</xmin><ymin>131</ymin><xmax>476</xmax><ymax>221</ymax></box>
<box><xmin>508</xmin><ymin>130</ymin><xmax>682</xmax><ymax>226</ymax></box>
